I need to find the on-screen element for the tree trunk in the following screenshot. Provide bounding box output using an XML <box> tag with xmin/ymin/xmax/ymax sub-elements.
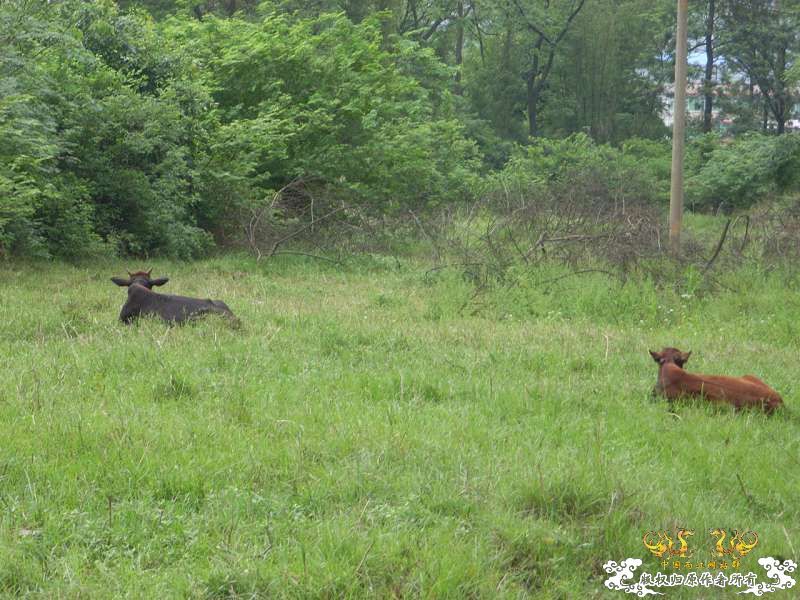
<box><xmin>454</xmin><ymin>1</ymin><xmax>464</xmax><ymax>94</ymax></box>
<box><xmin>776</xmin><ymin>94</ymin><xmax>786</xmax><ymax>134</ymax></box>
<box><xmin>775</xmin><ymin>44</ymin><xmax>787</xmax><ymax>134</ymax></box>
<box><xmin>526</xmin><ymin>36</ymin><xmax>544</xmax><ymax>138</ymax></box>
<box><xmin>472</xmin><ymin>5</ymin><xmax>485</xmax><ymax>65</ymax></box>
<box><xmin>702</xmin><ymin>0</ymin><xmax>715</xmax><ymax>133</ymax></box>
<box><xmin>410</xmin><ymin>0</ymin><xmax>419</xmax><ymax>29</ymax></box>
<box><xmin>502</xmin><ymin>23</ymin><xmax>512</xmax><ymax>70</ymax></box>
<box><xmin>526</xmin><ymin>75</ymin><xmax>540</xmax><ymax>137</ymax></box>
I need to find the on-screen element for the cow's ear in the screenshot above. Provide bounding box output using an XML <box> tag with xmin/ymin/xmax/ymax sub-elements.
<box><xmin>649</xmin><ymin>350</ymin><xmax>662</xmax><ymax>363</ymax></box>
<box><xmin>680</xmin><ymin>351</ymin><xmax>692</xmax><ymax>365</ymax></box>
<box><xmin>111</xmin><ymin>277</ymin><xmax>130</xmax><ymax>287</ymax></box>
<box><xmin>150</xmin><ymin>277</ymin><xmax>169</xmax><ymax>287</ymax></box>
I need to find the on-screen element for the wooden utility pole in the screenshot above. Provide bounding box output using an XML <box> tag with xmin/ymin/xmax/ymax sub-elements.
<box><xmin>670</xmin><ymin>0</ymin><xmax>689</xmax><ymax>254</ymax></box>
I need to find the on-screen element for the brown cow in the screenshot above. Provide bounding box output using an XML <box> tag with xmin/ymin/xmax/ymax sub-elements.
<box><xmin>649</xmin><ymin>347</ymin><xmax>783</xmax><ymax>414</ymax></box>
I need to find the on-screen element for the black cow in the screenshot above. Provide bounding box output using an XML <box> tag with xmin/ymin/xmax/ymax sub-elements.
<box><xmin>111</xmin><ymin>270</ymin><xmax>237</xmax><ymax>324</ymax></box>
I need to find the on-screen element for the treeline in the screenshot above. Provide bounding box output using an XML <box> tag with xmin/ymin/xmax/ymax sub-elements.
<box><xmin>1</xmin><ymin>0</ymin><xmax>800</xmax><ymax>259</ymax></box>
<box><xmin>1</xmin><ymin>1</ymin><xmax>479</xmax><ymax>258</ymax></box>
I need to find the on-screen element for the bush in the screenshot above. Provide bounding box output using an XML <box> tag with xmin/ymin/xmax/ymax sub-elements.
<box><xmin>169</xmin><ymin>11</ymin><xmax>480</xmax><ymax>219</ymax></box>
<box><xmin>687</xmin><ymin>133</ymin><xmax>800</xmax><ymax>212</ymax></box>
<box><xmin>0</xmin><ymin>0</ymin><xmax>213</xmax><ymax>258</ymax></box>
<box><xmin>479</xmin><ymin>134</ymin><xmax>662</xmax><ymax>210</ymax></box>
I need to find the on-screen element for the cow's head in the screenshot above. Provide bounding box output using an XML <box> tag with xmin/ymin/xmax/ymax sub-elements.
<box><xmin>111</xmin><ymin>269</ymin><xmax>169</xmax><ymax>289</ymax></box>
<box><xmin>649</xmin><ymin>347</ymin><xmax>692</xmax><ymax>368</ymax></box>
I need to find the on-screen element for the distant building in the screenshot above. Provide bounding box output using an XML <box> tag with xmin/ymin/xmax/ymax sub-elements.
<box><xmin>660</xmin><ymin>82</ymin><xmax>800</xmax><ymax>132</ymax></box>
<box><xmin>660</xmin><ymin>83</ymin><xmax>716</xmax><ymax>128</ymax></box>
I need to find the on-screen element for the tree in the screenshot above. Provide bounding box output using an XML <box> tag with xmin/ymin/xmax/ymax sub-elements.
<box><xmin>546</xmin><ymin>0</ymin><xmax>673</xmax><ymax>142</ymax></box>
<box><xmin>719</xmin><ymin>0</ymin><xmax>800</xmax><ymax>134</ymax></box>
<box><xmin>168</xmin><ymin>12</ymin><xmax>478</xmax><ymax>212</ymax></box>
<box><xmin>685</xmin><ymin>0</ymin><xmax>720</xmax><ymax>133</ymax></box>
<box><xmin>508</xmin><ymin>0</ymin><xmax>587</xmax><ymax>137</ymax></box>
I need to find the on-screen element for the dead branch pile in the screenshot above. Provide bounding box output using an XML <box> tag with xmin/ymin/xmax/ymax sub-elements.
<box><xmin>420</xmin><ymin>167</ymin><xmax>673</xmax><ymax>286</ymax></box>
<box><xmin>233</xmin><ymin>169</ymin><xmax>800</xmax><ymax>290</ymax></box>
<box><xmin>239</xmin><ymin>178</ymin><xmax>402</xmax><ymax>262</ymax></box>
<box><xmin>749</xmin><ymin>202</ymin><xmax>800</xmax><ymax>263</ymax></box>
<box><xmin>684</xmin><ymin>201</ymin><xmax>800</xmax><ymax>275</ymax></box>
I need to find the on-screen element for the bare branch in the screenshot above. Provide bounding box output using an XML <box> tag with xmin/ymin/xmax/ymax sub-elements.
<box><xmin>703</xmin><ymin>218</ymin><xmax>732</xmax><ymax>273</ymax></box>
<box><xmin>267</xmin><ymin>206</ymin><xmax>347</xmax><ymax>259</ymax></box>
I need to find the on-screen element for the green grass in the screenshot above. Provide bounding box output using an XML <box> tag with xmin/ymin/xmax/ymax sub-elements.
<box><xmin>0</xmin><ymin>252</ymin><xmax>798</xmax><ymax>598</ymax></box>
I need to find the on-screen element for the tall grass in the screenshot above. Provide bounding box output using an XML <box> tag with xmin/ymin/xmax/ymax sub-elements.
<box><xmin>0</xmin><ymin>249</ymin><xmax>797</xmax><ymax>598</ymax></box>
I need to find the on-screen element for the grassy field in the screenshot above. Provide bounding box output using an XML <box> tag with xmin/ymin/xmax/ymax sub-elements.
<box><xmin>0</xmin><ymin>248</ymin><xmax>799</xmax><ymax>598</ymax></box>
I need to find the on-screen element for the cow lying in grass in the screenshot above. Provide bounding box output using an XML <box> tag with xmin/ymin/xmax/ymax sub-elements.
<box><xmin>111</xmin><ymin>270</ymin><xmax>236</xmax><ymax>325</ymax></box>
<box><xmin>649</xmin><ymin>347</ymin><xmax>783</xmax><ymax>414</ymax></box>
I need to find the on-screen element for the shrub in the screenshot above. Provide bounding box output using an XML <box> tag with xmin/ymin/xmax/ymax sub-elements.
<box><xmin>170</xmin><ymin>11</ymin><xmax>480</xmax><ymax>218</ymax></box>
<box><xmin>0</xmin><ymin>0</ymin><xmax>213</xmax><ymax>258</ymax></box>
<box><xmin>687</xmin><ymin>133</ymin><xmax>800</xmax><ymax>212</ymax></box>
<box><xmin>479</xmin><ymin>134</ymin><xmax>662</xmax><ymax>210</ymax></box>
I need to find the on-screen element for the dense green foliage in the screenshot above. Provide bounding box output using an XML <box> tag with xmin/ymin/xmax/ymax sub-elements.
<box><xmin>172</xmin><ymin>11</ymin><xmax>478</xmax><ymax>217</ymax></box>
<box><xmin>1</xmin><ymin>1</ymin><xmax>216</xmax><ymax>257</ymax></box>
<box><xmin>0</xmin><ymin>1</ymin><xmax>477</xmax><ymax>258</ymax></box>
<box><xmin>688</xmin><ymin>133</ymin><xmax>800</xmax><ymax>211</ymax></box>
<box><xmin>487</xmin><ymin>134</ymin><xmax>665</xmax><ymax>197</ymax></box>
<box><xmin>484</xmin><ymin>132</ymin><xmax>800</xmax><ymax>215</ymax></box>
<box><xmin>3</xmin><ymin>0</ymin><xmax>800</xmax><ymax>260</ymax></box>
